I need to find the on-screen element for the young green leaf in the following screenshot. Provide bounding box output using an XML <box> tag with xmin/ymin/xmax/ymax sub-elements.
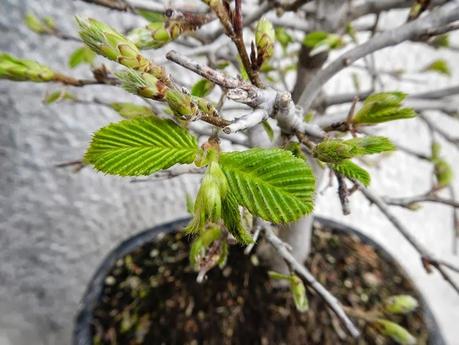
<box><xmin>373</xmin><ymin>319</ymin><xmax>416</xmax><ymax>345</ymax></box>
<box><xmin>191</xmin><ymin>79</ymin><xmax>215</xmax><ymax>97</ymax></box>
<box><xmin>330</xmin><ymin>160</ymin><xmax>371</xmax><ymax>186</ymax></box>
<box><xmin>384</xmin><ymin>295</ymin><xmax>418</xmax><ymax>315</ymax></box>
<box><xmin>221</xmin><ymin>192</ymin><xmax>253</xmax><ymax>245</ymax></box>
<box><xmin>111</xmin><ymin>102</ymin><xmax>156</xmax><ymax>119</ymax></box>
<box><xmin>136</xmin><ymin>9</ymin><xmax>165</xmax><ymax>23</ymax></box>
<box><xmin>431</xmin><ymin>34</ymin><xmax>450</xmax><ymax>49</ymax></box>
<box><xmin>275</xmin><ymin>27</ymin><xmax>293</xmax><ymax>52</ymax></box>
<box><xmin>352</xmin><ymin>92</ymin><xmax>416</xmax><ymax>125</ymax></box>
<box><xmin>431</xmin><ymin>142</ymin><xmax>453</xmax><ymax>188</ymax></box>
<box><xmin>290</xmin><ymin>275</ymin><xmax>309</xmax><ymax>312</ymax></box>
<box><xmin>421</xmin><ymin>59</ymin><xmax>451</xmax><ymax>76</ymax></box>
<box><xmin>219</xmin><ymin>148</ymin><xmax>315</xmax><ymax>224</ymax></box>
<box><xmin>314</xmin><ymin>136</ymin><xmax>395</xmax><ymax>163</ymax></box>
<box><xmin>84</xmin><ymin>117</ymin><xmax>199</xmax><ymax>176</ymax></box>
<box><xmin>303</xmin><ymin>31</ymin><xmax>343</xmax><ymax>56</ymax></box>
<box><xmin>44</xmin><ymin>90</ymin><xmax>76</xmax><ymax>104</ymax></box>
<box><xmin>255</xmin><ymin>18</ymin><xmax>275</xmax><ymax>64</ymax></box>
<box><xmin>68</xmin><ymin>46</ymin><xmax>96</xmax><ymax>68</ymax></box>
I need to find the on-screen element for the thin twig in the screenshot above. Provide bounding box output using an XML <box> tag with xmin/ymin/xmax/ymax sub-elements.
<box><xmin>263</xmin><ymin>223</ymin><xmax>361</xmax><ymax>338</ymax></box>
<box><xmin>360</xmin><ymin>185</ymin><xmax>459</xmax><ymax>294</ymax></box>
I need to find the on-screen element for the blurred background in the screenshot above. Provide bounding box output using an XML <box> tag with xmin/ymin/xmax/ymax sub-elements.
<box><xmin>1</xmin><ymin>0</ymin><xmax>458</xmax><ymax>344</ymax></box>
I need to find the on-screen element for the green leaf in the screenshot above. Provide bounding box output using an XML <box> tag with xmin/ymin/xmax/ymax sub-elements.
<box><xmin>303</xmin><ymin>31</ymin><xmax>343</xmax><ymax>56</ymax></box>
<box><xmin>290</xmin><ymin>275</ymin><xmax>309</xmax><ymax>312</ymax></box>
<box><xmin>85</xmin><ymin>117</ymin><xmax>199</xmax><ymax>176</ymax></box>
<box><xmin>221</xmin><ymin>192</ymin><xmax>253</xmax><ymax>244</ymax></box>
<box><xmin>191</xmin><ymin>79</ymin><xmax>215</xmax><ymax>97</ymax></box>
<box><xmin>331</xmin><ymin>160</ymin><xmax>371</xmax><ymax>186</ymax></box>
<box><xmin>314</xmin><ymin>136</ymin><xmax>395</xmax><ymax>163</ymax></box>
<box><xmin>111</xmin><ymin>102</ymin><xmax>155</xmax><ymax>119</ymax></box>
<box><xmin>261</xmin><ymin>120</ymin><xmax>274</xmax><ymax>141</ymax></box>
<box><xmin>275</xmin><ymin>27</ymin><xmax>293</xmax><ymax>51</ymax></box>
<box><xmin>136</xmin><ymin>9</ymin><xmax>165</xmax><ymax>23</ymax></box>
<box><xmin>353</xmin><ymin>92</ymin><xmax>416</xmax><ymax>125</ymax></box>
<box><xmin>219</xmin><ymin>148</ymin><xmax>315</xmax><ymax>224</ymax></box>
<box><xmin>422</xmin><ymin>59</ymin><xmax>451</xmax><ymax>76</ymax></box>
<box><xmin>373</xmin><ymin>319</ymin><xmax>416</xmax><ymax>345</ymax></box>
<box><xmin>44</xmin><ymin>90</ymin><xmax>76</xmax><ymax>104</ymax></box>
<box><xmin>68</xmin><ymin>46</ymin><xmax>96</xmax><ymax>68</ymax></box>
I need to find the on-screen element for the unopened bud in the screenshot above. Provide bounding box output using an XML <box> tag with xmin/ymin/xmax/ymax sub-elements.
<box><xmin>384</xmin><ymin>295</ymin><xmax>418</xmax><ymax>315</ymax></box>
<box><xmin>373</xmin><ymin>319</ymin><xmax>416</xmax><ymax>345</ymax></box>
<box><xmin>255</xmin><ymin>18</ymin><xmax>275</xmax><ymax>63</ymax></box>
<box><xmin>0</xmin><ymin>52</ymin><xmax>55</xmax><ymax>82</ymax></box>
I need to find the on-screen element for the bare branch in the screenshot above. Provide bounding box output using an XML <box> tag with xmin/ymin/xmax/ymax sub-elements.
<box><xmin>298</xmin><ymin>3</ymin><xmax>459</xmax><ymax>112</ymax></box>
<box><xmin>383</xmin><ymin>194</ymin><xmax>459</xmax><ymax>209</ymax></box>
<box><xmin>359</xmin><ymin>185</ymin><xmax>459</xmax><ymax>294</ymax></box>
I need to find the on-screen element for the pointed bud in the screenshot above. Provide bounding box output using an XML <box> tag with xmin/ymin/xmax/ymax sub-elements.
<box><xmin>116</xmin><ymin>69</ymin><xmax>167</xmax><ymax>100</ymax></box>
<box><xmin>373</xmin><ymin>319</ymin><xmax>416</xmax><ymax>345</ymax></box>
<box><xmin>290</xmin><ymin>275</ymin><xmax>309</xmax><ymax>312</ymax></box>
<box><xmin>255</xmin><ymin>18</ymin><xmax>275</xmax><ymax>63</ymax></box>
<box><xmin>0</xmin><ymin>52</ymin><xmax>55</xmax><ymax>82</ymax></box>
<box><xmin>76</xmin><ymin>17</ymin><xmax>168</xmax><ymax>83</ymax></box>
<box><xmin>384</xmin><ymin>295</ymin><xmax>418</xmax><ymax>315</ymax></box>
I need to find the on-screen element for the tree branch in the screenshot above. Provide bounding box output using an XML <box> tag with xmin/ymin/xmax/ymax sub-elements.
<box><xmin>359</xmin><ymin>185</ymin><xmax>459</xmax><ymax>294</ymax></box>
<box><xmin>297</xmin><ymin>3</ymin><xmax>459</xmax><ymax>112</ymax></box>
<box><xmin>263</xmin><ymin>222</ymin><xmax>361</xmax><ymax>339</ymax></box>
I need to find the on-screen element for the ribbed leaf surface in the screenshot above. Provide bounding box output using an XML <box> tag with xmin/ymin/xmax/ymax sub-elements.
<box><xmin>331</xmin><ymin>160</ymin><xmax>371</xmax><ymax>187</ymax></box>
<box><xmin>220</xmin><ymin>148</ymin><xmax>315</xmax><ymax>224</ymax></box>
<box><xmin>85</xmin><ymin>117</ymin><xmax>198</xmax><ymax>176</ymax></box>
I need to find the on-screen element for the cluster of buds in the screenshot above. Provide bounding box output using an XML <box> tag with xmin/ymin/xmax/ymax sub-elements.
<box><xmin>117</xmin><ymin>69</ymin><xmax>218</xmax><ymax>120</ymax></box>
<box><xmin>129</xmin><ymin>10</ymin><xmax>212</xmax><ymax>50</ymax></box>
<box><xmin>24</xmin><ymin>12</ymin><xmax>56</xmax><ymax>35</ymax></box>
<box><xmin>252</xmin><ymin>18</ymin><xmax>275</xmax><ymax>70</ymax></box>
<box><xmin>313</xmin><ymin>136</ymin><xmax>395</xmax><ymax>163</ymax></box>
<box><xmin>76</xmin><ymin>17</ymin><xmax>169</xmax><ymax>84</ymax></box>
<box><xmin>186</xmin><ymin>149</ymin><xmax>229</xmax><ymax>234</ymax></box>
<box><xmin>0</xmin><ymin>52</ymin><xmax>56</xmax><ymax>82</ymax></box>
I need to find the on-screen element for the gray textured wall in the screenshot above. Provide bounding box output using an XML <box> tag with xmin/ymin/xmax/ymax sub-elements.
<box><xmin>1</xmin><ymin>1</ymin><xmax>459</xmax><ymax>345</ymax></box>
<box><xmin>0</xmin><ymin>1</ymin><xmax>199</xmax><ymax>344</ymax></box>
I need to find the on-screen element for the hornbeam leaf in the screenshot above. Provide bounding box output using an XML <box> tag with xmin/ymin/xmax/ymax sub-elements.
<box><xmin>422</xmin><ymin>58</ymin><xmax>451</xmax><ymax>76</ymax></box>
<box><xmin>373</xmin><ymin>319</ymin><xmax>416</xmax><ymax>345</ymax></box>
<box><xmin>314</xmin><ymin>136</ymin><xmax>395</xmax><ymax>163</ymax></box>
<box><xmin>331</xmin><ymin>160</ymin><xmax>371</xmax><ymax>186</ymax></box>
<box><xmin>219</xmin><ymin>148</ymin><xmax>315</xmax><ymax>224</ymax></box>
<box><xmin>85</xmin><ymin>117</ymin><xmax>199</xmax><ymax>176</ymax></box>
<box><xmin>353</xmin><ymin>92</ymin><xmax>416</xmax><ymax>125</ymax></box>
<box><xmin>221</xmin><ymin>192</ymin><xmax>253</xmax><ymax>245</ymax></box>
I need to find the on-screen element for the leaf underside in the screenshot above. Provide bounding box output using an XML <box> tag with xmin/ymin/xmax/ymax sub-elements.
<box><xmin>85</xmin><ymin>117</ymin><xmax>198</xmax><ymax>176</ymax></box>
<box><xmin>220</xmin><ymin>148</ymin><xmax>315</xmax><ymax>224</ymax></box>
<box><xmin>331</xmin><ymin>160</ymin><xmax>371</xmax><ymax>187</ymax></box>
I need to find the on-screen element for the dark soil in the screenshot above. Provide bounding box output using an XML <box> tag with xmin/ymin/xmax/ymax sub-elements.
<box><xmin>91</xmin><ymin>221</ymin><xmax>430</xmax><ymax>345</ymax></box>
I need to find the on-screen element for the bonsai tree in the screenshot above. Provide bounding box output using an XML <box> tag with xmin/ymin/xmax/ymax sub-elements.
<box><xmin>2</xmin><ymin>0</ymin><xmax>459</xmax><ymax>343</ymax></box>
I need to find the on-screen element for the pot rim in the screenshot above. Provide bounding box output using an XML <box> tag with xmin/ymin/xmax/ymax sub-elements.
<box><xmin>73</xmin><ymin>216</ymin><xmax>445</xmax><ymax>345</ymax></box>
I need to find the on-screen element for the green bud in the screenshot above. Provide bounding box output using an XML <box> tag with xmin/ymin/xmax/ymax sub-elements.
<box><xmin>186</xmin><ymin>159</ymin><xmax>229</xmax><ymax>233</ymax></box>
<box><xmin>384</xmin><ymin>295</ymin><xmax>419</xmax><ymax>315</ymax></box>
<box><xmin>313</xmin><ymin>136</ymin><xmax>395</xmax><ymax>163</ymax></box>
<box><xmin>434</xmin><ymin>158</ymin><xmax>453</xmax><ymax>188</ymax></box>
<box><xmin>422</xmin><ymin>59</ymin><xmax>451</xmax><ymax>77</ymax></box>
<box><xmin>165</xmin><ymin>90</ymin><xmax>197</xmax><ymax>118</ymax></box>
<box><xmin>255</xmin><ymin>18</ymin><xmax>275</xmax><ymax>63</ymax></box>
<box><xmin>373</xmin><ymin>319</ymin><xmax>416</xmax><ymax>345</ymax></box>
<box><xmin>76</xmin><ymin>17</ymin><xmax>168</xmax><ymax>81</ymax></box>
<box><xmin>431</xmin><ymin>34</ymin><xmax>450</xmax><ymax>49</ymax></box>
<box><xmin>189</xmin><ymin>226</ymin><xmax>222</xmax><ymax>268</ymax></box>
<box><xmin>25</xmin><ymin>13</ymin><xmax>48</xmax><ymax>34</ymax></box>
<box><xmin>290</xmin><ymin>275</ymin><xmax>309</xmax><ymax>312</ymax></box>
<box><xmin>116</xmin><ymin>69</ymin><xmax>166</xmax><ymax>100</ymax></box>
<box><xmin>111</xmin><ymin>102</ymin><xmax>155</xmax><ymax>119</ymax></box>
<box><xmin>0</xmin><ymin>52</ymin><xmax>55</xmax><ymax>82</ymax></box>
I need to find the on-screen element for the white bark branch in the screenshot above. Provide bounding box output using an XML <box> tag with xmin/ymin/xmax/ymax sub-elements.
<box><xmin>263</xmin><ymin>222</ymin><xmax>361</xmax><ymax>338</ymax></box>
<box><xmin>297</xmin><ymin>3</ymin><xmax>459</xmax><ymax>113</ymax></box>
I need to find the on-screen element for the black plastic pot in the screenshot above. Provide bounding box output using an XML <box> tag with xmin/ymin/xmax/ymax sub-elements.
<box><xmin>73</xmin><ymin>216</ymin><xmax>446</xmax><ymax>345</ymax></box>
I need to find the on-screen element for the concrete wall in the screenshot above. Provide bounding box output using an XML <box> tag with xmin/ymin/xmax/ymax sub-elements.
<box><xmin>1</xmin><ymin>1</ymin><xmax>458</xmax><ymax>344</ymax></box>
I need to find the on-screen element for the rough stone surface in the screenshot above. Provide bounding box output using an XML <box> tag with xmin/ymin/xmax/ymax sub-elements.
<box><xmin>0</xmin><ymin>1</ymin><xmax>458</xmax><ymax>345</ymax></box>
